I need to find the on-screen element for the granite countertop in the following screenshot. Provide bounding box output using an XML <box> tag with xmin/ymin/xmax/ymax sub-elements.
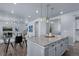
<box><xmin>28</xmin><ymin>35</ymin><xmax>68</xmax><ymax>47</ymax></box>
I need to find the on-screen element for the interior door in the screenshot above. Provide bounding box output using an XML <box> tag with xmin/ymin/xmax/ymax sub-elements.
<box><xmin>35</xmin><ymin>22</ymin><xmax>39</xmax><ymax>37</ymax></box>
<box><xmin>75</xmin><ymin>16</ymin><xmax>79</xmax><ymax>41</ymax></box>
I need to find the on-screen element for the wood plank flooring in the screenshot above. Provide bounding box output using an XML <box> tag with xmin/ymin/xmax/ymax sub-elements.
<box><xmin>0</xmin><ymin>42</ymin><xmax>79</xmax><ymax>56</ymax></box>
<box><xmin>63</xmin><ymin>41</ymin><xmax>79</xmax><ymax>56</ymax></box>
<box><xmin>0</xmin><ymin>43</ymin><xmax>27</xmax><ymax>56</ymax></box>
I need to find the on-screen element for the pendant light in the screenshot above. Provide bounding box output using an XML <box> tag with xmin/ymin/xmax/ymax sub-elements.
<box><xmin>46</xmin><ymin>4</ymin><xmax>52</xmax><ymax>36</ymax></box>
<box><xmin>40</xmin><ymin>3</ymin><xmax>43</xmax><ymax>21</ymax></box>
<box><xmin>46</xmin><ymin>4</ymin><xmax>50</xmax><ymax>20</ymax></box>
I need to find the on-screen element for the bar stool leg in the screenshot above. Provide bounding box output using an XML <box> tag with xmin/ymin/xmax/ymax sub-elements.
<box><xmin>5</xmin><ymin>38</ymin><xmax>10</xmax><ymax>55</ymax></box>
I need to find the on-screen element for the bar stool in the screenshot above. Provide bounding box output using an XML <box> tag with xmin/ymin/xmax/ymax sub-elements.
<box><xmin>14</xmin><ymin>33</ymin><xmax>23</xmax><ymax>53</ymax></box>
<box><xmin>3</xmin><ymin>35</ymin><xmax>14</xmax><ymax>56</ymax></box>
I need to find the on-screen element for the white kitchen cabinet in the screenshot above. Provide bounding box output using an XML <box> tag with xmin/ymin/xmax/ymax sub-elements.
<box><xmin>27</xmin><ymin>40</ymin><xmax>45</xmax><ymax>56</ymax></box>
<box><xmin>65</xmin><ymin>37</ymin><xmax>69</xmax><ymax>49</ymax></box>
<box><xmin>60</xmin><ymin>40</ymin><xmax>65</xmax><ymax>55</ymax></box>
<box><xmin>46</xmin><ymin>38</ymin><xmax>68</xmax><ymax>56</ymax></box>
<box><xmin>48</xmin><ymin>46</ymin><xmax>55</xmax><ymax>56</ymax></box>
<box><xmin>60</xmin><ymin>38</ymin><xmax>68</xmax><ymax>55</ymax></box>
<box><xmin>55</xmin><ymin>40</ymin><xmax>63</xmax><ymax>56</ymax></box>
<box><xmin>45</xmin><ymin>43</ymin><xmax>56</xmax><ymax>56</ymax></box>
<box><xmin>27</xmin><ymin>35</ymin><xmax>69</xmax><ymax>56</ymax></box>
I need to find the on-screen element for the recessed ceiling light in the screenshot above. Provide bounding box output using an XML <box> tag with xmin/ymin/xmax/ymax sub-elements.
<box><xmin>28</xmin><ymin>16</ymin><xmax>31</xmax><ymax>18</ymax></box>
<box><xmin>51</xmin><ymin>22</ymin><xmax>54</xmax><ymax>24</ymax></box>
<box><xmin>25</xmin><ymin>20</ymin><xmax>28</xmax><ymax>23</ymax></box>
<box><xmin>13</xmin><ymin>3</ymin><xmax>16</xmax><ymax>5</ymax></box>
<box><xmin>36</xmin><ymin>10</ymin><xmax>39</xmax><ymax>14</ymax></box>
<box><xmin>11</xmin><ymin>10</ymin><xmax>14</xmax><ymax>14</ymax></box>
<box><xmin>60</xmin><ymin>11</ymin><xmax>63</xmax><ymax>14</ymax></box>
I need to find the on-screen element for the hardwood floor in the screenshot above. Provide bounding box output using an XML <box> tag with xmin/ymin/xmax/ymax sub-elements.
<box><xmin>0</xmin><ymin>43</ymin><xmax>27</xmax><ymax>56</ymax></box>
<box><xmin>0</xmin><ymin>42</ymin><xmax>79</xmax><ymax>56</ymax></box>
<box><xmin>63</xmin><ymin>41</ymin><xmax>79</xmax><ymax>56</ymax></box>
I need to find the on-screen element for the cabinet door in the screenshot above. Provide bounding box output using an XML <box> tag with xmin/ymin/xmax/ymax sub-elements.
<box><xmin>60</xmin><ymin>41</ymin><xmax>65</xmax><ymax>55</ymax></box>
<box><xmin>55</xmin><ymin>44</ymin><xmax>61</xmax><ymax>56</ymax></box>
<box><xmin>61</xmin><ymin>38</ymin><xmax>68</xmax><ymax>53</ymax></box>
<box><xmin>48</xmin><ymin>45</ymin><xmax>55</xmax><ymax>56</ymax></box>
<box><xmin>64</xmin><ymin>37</ymin><xmax>69</xmax><ymax>49</ymax></box>
<box><xmin>60</xmin><ymin>39</ymin><xmax>68</xmax><ymax>55</ymax></box>
<box><xmin>45</xmin><ymin>44</ymin><xmax>55</xmax><ymax>56</ymax></box>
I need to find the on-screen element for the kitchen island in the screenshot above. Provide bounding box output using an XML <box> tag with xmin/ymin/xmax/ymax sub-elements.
<box><xmin>27</xmin><ymin>35</ymin><xmax>69</xmax><ymax>56</ymax></box>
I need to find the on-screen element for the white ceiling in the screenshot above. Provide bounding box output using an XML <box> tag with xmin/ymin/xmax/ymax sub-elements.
<box><xmin>0</xmin><ymin>3</ymin><xmax>79</xmax><ymax>21</ymax></box>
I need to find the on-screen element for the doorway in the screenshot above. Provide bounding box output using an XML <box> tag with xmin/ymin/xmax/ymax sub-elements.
<box><xmin>34</xmin><ymin>21</ymin><xmax>39</xmax><ymax>37</ymax></box>
<box><xmin>75</xmin><ymin>16</ymin><xmax>79</xmax><ymax>41</ymax></box>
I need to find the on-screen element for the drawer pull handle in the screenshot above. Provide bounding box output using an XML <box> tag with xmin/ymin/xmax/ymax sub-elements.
<box><xmin>61</xmin><ymin>44</ymin><xmax>63</xmax><ymax>46</ymax></box>
<box><xmin>52</xmin><ymin>45</ymin><xmax>54</xmax><ymax>46</ymax></box>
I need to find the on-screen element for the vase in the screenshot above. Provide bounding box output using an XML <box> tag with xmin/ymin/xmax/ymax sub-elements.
<box><xmin>48</xmin><ymin>33</ymin><xmax>52</xmax><ymax>36</ymax></box>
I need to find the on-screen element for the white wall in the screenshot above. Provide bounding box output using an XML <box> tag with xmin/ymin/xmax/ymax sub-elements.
<box><xmin>61</xmin><ymin>14</ymin><xmax>75</xmax><ymax>45</ymax></box>
<box><xmin>27</xmin><ymin>17</ymin><xmax>47</xmax><ymax>37</ymax></box>
<box><xmin>27</xmin><ymin>10</ymin><xmax>79</xmax><ymax>45</ymax></box>
<box><xmin>49</xmin><ymin>19</ymin><xmax>61</xmax><ymax>35</ymax></box>
<box><xmin>0</xmin><ymin>15</ymin><xmax>27</xmax><ymax>43</ymax></box>
<box><xmin>27</xmin><ymin>18</ymin><xmax>40</xmax><ymax>37</ymax></box>
<box><xmin>39</xmin><ymin>18</ymin><xmax>47</xmax><ymax>36</ymax></box>
<box><xmin>51</xmin><ymin>10</ymin><xmax>79</xmax><ymax>45</ymax></box>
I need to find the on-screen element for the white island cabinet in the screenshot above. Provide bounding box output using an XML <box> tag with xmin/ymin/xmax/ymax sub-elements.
<box><xmin>27</xmin><ymin>35</ymin><xmax>69</xmax><ymax>56</ymax></box>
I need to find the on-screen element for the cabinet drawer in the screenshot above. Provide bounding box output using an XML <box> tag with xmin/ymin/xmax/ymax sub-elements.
<box><xmin>46</xmin><ymin>42</ymin><xmax>56</xmax><ymax>47</ymax></box>
<box><xmin>49</xmin><ymin>47</ymin><xmax>55</xmax><ymax>56</ymax></box>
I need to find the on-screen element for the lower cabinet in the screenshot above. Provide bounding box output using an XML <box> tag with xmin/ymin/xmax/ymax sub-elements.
<box><xmin>55</xmin><ymin>43</ymin><xmax>62</xmax><ymax>56</ymax></box>
<box><xmin>27</xmin><ymin>37</ymin><xmax>68</xmax><ymax>56</ymax></box>
<box><xmin>45</xmin><ymin>37</ymin><xmax>68</xmax><ymax>56</ymax></box>
<box><xmin>45</xmin><ymin>43</ymin><xmax>55</xmax><ymax>56</ymax></box>
<box><xmin>48</xmin><ymin>45</ymin><xmax>55</xmax><ymax>56</ymax></box>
